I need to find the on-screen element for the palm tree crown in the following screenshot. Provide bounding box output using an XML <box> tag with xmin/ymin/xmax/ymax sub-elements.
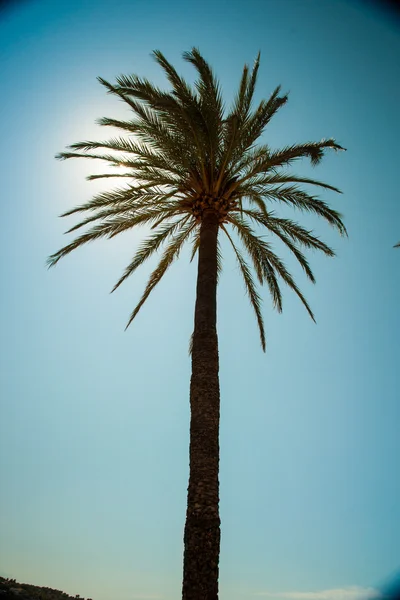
<box><xmin>48</xmin><ymin>48</ymin><xmax>347</xmax><ymax>350</ymax></box>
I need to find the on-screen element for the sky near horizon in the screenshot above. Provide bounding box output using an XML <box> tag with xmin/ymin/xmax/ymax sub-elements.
<box><xmin>0</xmin><ymin>1</ymin><xmax>400</xmax><ymax>599</ymax></box>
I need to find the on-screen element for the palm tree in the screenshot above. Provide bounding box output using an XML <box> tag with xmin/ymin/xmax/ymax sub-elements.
<box><xmin>48</xmin><ymin>49</ymin><xmax>346</xmax><ymax>600</ymax></box>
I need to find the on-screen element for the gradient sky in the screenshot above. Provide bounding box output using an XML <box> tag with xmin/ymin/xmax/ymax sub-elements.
<box><xmin>1</xmin><ymin>1</ymin><xmax>399</xmax><ymax>599</ymax></box>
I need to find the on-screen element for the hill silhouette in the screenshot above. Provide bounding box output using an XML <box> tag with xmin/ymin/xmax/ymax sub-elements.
<box><xmin>0</xmin><ymin>578</ymin><xmax>92</xmax><ymax>600</ymax></box>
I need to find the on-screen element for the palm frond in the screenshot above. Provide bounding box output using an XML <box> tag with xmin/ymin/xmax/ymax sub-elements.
<box><xmin>152</xmin><ymin>50</ymin><xmax>197</xmax><ymax>105</ymax></box>
<box><xmin>149</xmin><ymin>52</ymin><xmax>211</xmax><ymax>160</ymax></box>
<box><xmin>265</xmin><ymin>250</ymin><xmax>316</xmax><ymax>321</ymax></box>
<box><xmin>257</xmin><ymin>173</ymin><xmax>342</xmax><ymax>193</ymax></box>
<box><xmin>56</xmin><ymin>151</ymin><xmax>125</xmax><ymax>165</ymax></box>
<box><xmin>183</xmin><ymin>47</ymin><xmax>224</xmax><ymax>174</ymax></box>
<box><xmin>68</xmin><ymin>138</ymin><xmax>185</xmax><ymax>176</ymax></box>
<box><xmin>112</xmin><ymin>72</ymin><xmax>208</xmax><ymax>168</ymax></box>
<box><xmin>65</xmin><ymin>202</ymin><xmax>181</xmax><ymax>235</ymax></box>
<box><xmin>227</xmin><ymin>212</ymin><xmax>320</xmax><ymax>321</ymax></box>
<box><xmin>111</xmin><ymin>217</ymin><xmax>190</xmax><ymax>292</ymax></box>
<box><xmin>242</xmin><ymin>191</ymin><xmax>269</xmax><ymax>215</ymax></box>
<box><xmin>57</xmin><ymin>150</ymin><xmax>183</xmax><ymax>188</ymax></box>
<box><xmin>265</xmin><ymin>139</ymin><xmax>345</xmax><ymax>169</ymax></box>
<box><xmin>217</xmin><ymin>87</ymin><xmax>288</xmax><ymax>193</ymax></box>
<box><xmin>216</xmin><ymin>60</ymin><xmax>252</xmax><ymax>187</ymax></box>
<box><xmin>96</xmin><ymin>116</ymin><xmax>138</xmax><ymax>133</ymax></box>
<box><xmin>124</xmin><ymin>220</ymin><xmax>196</xmax><ymax>328</ymax></box>
<box><xmin>229</xmin><ymin>62</ymin><xmax>249</xmax><ymax>121</ymax></box>
<box><xmin>97</xmin><ymin>76</ymin><xmax>148</xmax><ymax>114</ymax></box>
<box><xmin>183</xmin><ymin>48</ymin><xmax>224</xmax><ymax>115</ymax></box>
<box><xmin>243</xmin><ymin>52</ymin><xmax>261</xmax><ymax>114</ymax></box>
<box><xmin>229</xmin><ymin>144</ymin><xmax>271</xmax><ymax>179</ymax></box>
<box><xmin>261</xmin><ymin>185</ymin><xmax>347</xmax><ymax>235</ymax></box>
<box><xmin>227</xmin><ymin>52</ymin><xmax>266</xmax><ymax>127</ymax></box>
<box><xmin>229</xmin><ymin>215</ymin><xmax>316</xmax><ymax>320</ymax></box>
<box><xmin>47</xmin><ymin>219</ymin><xmax>132</xmax><ymax>267</ymax></box>
<box><xmin>243</xmin><ymin>210</ymin><xmax>316</xmax><ymax>282</ymax></box>
<box><xmin>227</xmin><ymin>216</ymin><xmax>264</xmax><ymax>284</ymax></box>
<box><xmin>233</xmin><ymin>142</ymin><xmax>344</xmax><ymax>191</ymax></box>
<box><xmin>271</xmin><ymin>217</ymin><xmax>335</xmax><ymax>255</ymax></box>
<box><xmin>189</xmin><ymin>229</ymin><xmax>201</xmax><ymax>264</ymax></box>
<box><xmin>226</xmin><ymin>214</ymin><xmax>282</xmax><ymax>310</ymax></box>
<box><xmin>98</xmin><ymin>76</ymin><xmax>199</xmax><ymax>172</ymax></box>
<box><xmin>222</xmin><ymin>225</ymin><xmax>266</xmax><ymax>351</ymax></box>
<box><xmin>96</xmin><ymin>112</ymin><xmax>198</xmax><ymax>174</ymax></box>
<box><xmin>61</xmin><ymin>188</ymin><xmax>178</xmax><ymax>217</ymax></box>
<box><xmin>48</xmin><ymin>206</ymin><xmax>183</xmax><ymax>268</ymax></box>
<box><xmin>245</xmin><ymin>210</ymin><xmax>335</xmax><ymax>256</ymax></box>
<box><xmin>63</xmin><ymin>201</ymin><xmax>153</xmax><ymax>234</ymax></box>
<box><xmin>86</xmin><ymin>172</ymin><xmax>134</xmax><ymax>181</ymax></box>
<box><xmin>232</xmin><ymin>86</ymin><xmax>288</xmax><ymax>161</ymax></box>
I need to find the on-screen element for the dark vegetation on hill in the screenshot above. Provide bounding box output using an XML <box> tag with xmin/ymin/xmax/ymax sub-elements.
<box><xmin>0</xmin><ymin>578</ymin><xmax>92</xmax><ymax>600</ymax></box>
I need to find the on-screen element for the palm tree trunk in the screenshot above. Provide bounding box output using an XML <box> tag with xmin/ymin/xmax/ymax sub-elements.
<box><xmin>182</xmin><ymin>209</ymin><xmax>221</xmax><ymax>600</ymax></box>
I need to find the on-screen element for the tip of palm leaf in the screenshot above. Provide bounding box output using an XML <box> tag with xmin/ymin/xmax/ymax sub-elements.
<box><xmin>97</xmin><ymin>76</ymin><xmax>111</xmax><ymax>88</ymax></box>
<box><xmin>110</xmin><ymin>281</ymin><xmax>121</xmax><ymax>294</ymax></box>
<box><xmin>328</xmin><ymin>141</ymin><xmax>346</xmax><ymax>152</ymax></box>
<box><xmin>46</xmin><ymin>256</ymin><xmax>57</xmax><ymax>269</ymax></box>
<box><xmin>124</xmin><ymin>317</ymin><xmax>134</xmax><ymax>331</ymax></box>
<box><xmin>59</xmin><ymin>207</ymin><xmax>78</xmax><ymax>217</ymax></box>
<box><xmin>63</xmin><ymin>224</ymin><xmax>79</xmax><ymax>234</ymax></box>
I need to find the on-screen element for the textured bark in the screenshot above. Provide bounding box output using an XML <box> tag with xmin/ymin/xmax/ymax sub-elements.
<box><xmin>182</xmin><ymin>210</ymin><xmax>221</xmax><ymax>600</ymax></box>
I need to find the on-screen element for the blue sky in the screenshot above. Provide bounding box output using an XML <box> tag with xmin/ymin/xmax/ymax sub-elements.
<box><xmin>0</xmin><ymin>1</ymin><xmax>399</xmax><ymax>599</ymax></box>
